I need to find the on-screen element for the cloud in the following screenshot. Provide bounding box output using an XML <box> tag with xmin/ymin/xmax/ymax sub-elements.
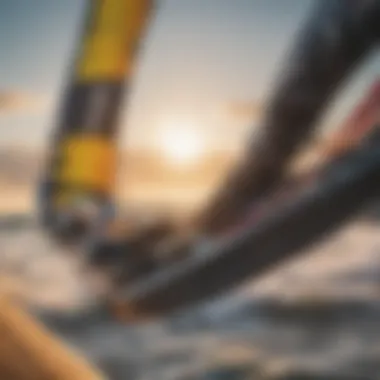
<box><xmin>226</xmin><ymin>101</ymin><xmax>262</xmax><ymax>121</ymax></box>
<box><xmin>0</xmin><ymin>90</ymin><xmax>49</xmax><ymax>116</ymax></box>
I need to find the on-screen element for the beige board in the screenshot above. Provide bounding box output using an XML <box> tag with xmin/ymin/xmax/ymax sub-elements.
<box><xmin>0</xmin><ymin>296</ymin><xmax>104</xmax><ymax>380</ymax></box>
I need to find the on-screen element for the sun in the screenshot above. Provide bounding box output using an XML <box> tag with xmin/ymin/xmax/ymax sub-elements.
<box><xmin>158</xmin><ymin>122</ymin><xmax>205</xmax><ymax>165</ymax></box>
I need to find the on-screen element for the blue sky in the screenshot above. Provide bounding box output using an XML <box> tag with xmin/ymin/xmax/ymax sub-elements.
<box><xmin>1</xmin><ymin>0</ymin><xmax>379</xmax><ymax>151</ymax></box>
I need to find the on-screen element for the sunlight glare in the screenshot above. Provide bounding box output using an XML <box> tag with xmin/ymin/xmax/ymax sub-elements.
<box><xmin>158</xmin><ymin>122</ymin><xmax>205</xmax><ymax>165</ymax></box>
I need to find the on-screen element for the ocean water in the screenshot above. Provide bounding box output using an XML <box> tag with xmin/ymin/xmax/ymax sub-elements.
<box><xmin>0</xmin><ymin>218</ymin><xmax>379</xmax><ymax>380</ymax></box>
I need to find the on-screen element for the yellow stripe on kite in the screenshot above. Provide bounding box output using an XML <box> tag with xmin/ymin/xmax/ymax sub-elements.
<box><xmin>55</xmin><ymin>135</ymin><xmax>117</xmax><ymax>193</ymax></box>
<box><xmin>76</xmin><ymin>0</ymin><xmax>152</xmax><ymax>81</ymax></box>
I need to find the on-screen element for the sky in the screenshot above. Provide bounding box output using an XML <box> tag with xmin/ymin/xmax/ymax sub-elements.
<box><xmin>1</xmin><ymin>0</ymin><xmax>380</xmax><ymax>153</ymax></box>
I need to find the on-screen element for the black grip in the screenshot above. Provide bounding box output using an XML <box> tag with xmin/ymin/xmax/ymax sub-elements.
<box><xmin>199</xmin><ymin>0</ymin><xmax>380</xmax><ymax>234</ymax></box>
